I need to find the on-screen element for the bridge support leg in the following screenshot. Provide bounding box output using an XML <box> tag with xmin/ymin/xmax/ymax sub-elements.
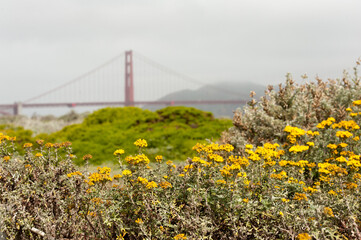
<box><xmin>125</xmin><ymin>50</ymin><xmax>134</xmax><ymax>106</ymax></box>
<box><xmin>13</xmin><ymin>102</ymin><xmax>22</xmax><ymax>116</ymax></box>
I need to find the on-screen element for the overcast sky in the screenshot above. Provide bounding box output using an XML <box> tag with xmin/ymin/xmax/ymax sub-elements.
<box><xmin>1</xmin><ymin>0</ymin><xmax>361</xmax><ymax>105</ymax></box>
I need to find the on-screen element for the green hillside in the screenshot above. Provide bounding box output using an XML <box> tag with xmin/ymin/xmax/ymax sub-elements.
<box><xmin>37</xmin><ymin>106</ymin><xmax>233</xmax><ymax>165</ymax></box>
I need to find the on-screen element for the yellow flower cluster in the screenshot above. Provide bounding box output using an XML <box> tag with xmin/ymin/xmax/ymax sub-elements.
<box><xmin>245</xmin><ymin>149</ymin><xmax>261</xmax><ymax>161</ymax></box>
<box><xmin>3</xmin><ymin>156</ymin><xmax>10</xmax><ymax>162</ymax></box>
<box><xmin>192</xmin><ymin>143</ymin><xmax>234</xmax><ymax>153</ymax></box>
<box><xmin>135</xmin><ymin>218</ymin><xmax>143</xmax><ymax>224</ymax></box>
<box><xmin>297</xmin><ymin>233</ymin><xmax>311</xmax><ymax>240</ymax></box>
<box><xmin>146</xmin><ymin>181</ymin><xmax>158</xmax><ymax>189</ymax></box>
<box><xmin>87</xmin><ymin>167</ymin><xmax>112</xmax><ymax>186</ymax></box>
<box><xmin>67</xmin><ymin>171</ymin><xmax>83</xmax><ymax>178</ymax></box>
<box><xmin>284</xmin><ymin>126</ymin><xmax>305</xmax><ymax>143</ymax></box>
<box><xmin>134</xmin><ymin>139</ymin><xmax>147</xmax><ymax>148</ymax></box>
<box><xmin>216</xmin><ymin>179</ymin><xmax>227</xmax><ymax>185</ymax></box>
<box><xmin>353</xmin><ymin>100</ymin><xmax>361</xmax><ymax>105</ymax></box>
<box><xmin>137</xmin><ymin>177</ymin><xmax>157</xmax><ymax>189</ymax></box>
<box><xmin>159</xmin><ymin>181</ymin><xmax>172</xmax><ymax>189</ymax></box>
<box><xmin>270</xmin><ymin>171</ymin><xmax>288</xmax><ymax>180</ymax></box>
<box><xmin>306</xmin><ymin>130</ymin><xmax>320</xmax><ymax>136</ymax></box>
<box><xmin>125</xmin><ymin>154</ymin><xmax>150</xmax><ymax>165</ymax></box>
<box><xmin>293</xmin><ymin>193</ymin><xmax>308</xmax><ymax>201</ymax></box>
<box><xmin>174</xmin><ymin>234</ymin><xmax>187</xmax><ymax>240</ymax></box>
<box><xmin>318</xmin><ymin>162</ymin><xmax>348</xmax><ymax>178</ymax></box>
<box><xmin>303</xmin><ymin>186</ymin><xmax>318</xmax><ymax>195</ymax></box>
<box><xmin>220</xmin><ymin>165</ymin><xmax>232</xmax><ymax>177</ymax></box>
<box><xmin>335</xmin><ymin>131</ymin><xmax>353</xmax><ymax>139</ymax></box>
<box><xmin>289</xmin><ymin>145</ymin><xmax>309</xmax><ymax>153</ymax></box>
<box><xmin>279</xmin><ymin>160</ymin><xmax>315</xmax><ymax>169</ymax></box>
<box><xmin>122</xmin><ymin>169</ymin><xmax>132</xmax><ymax>176</ymax></box>
<box><xmin>332</xmin><ymin>120</ymin><xmax>360</xmax><ymax>130</ymax></box>
<box><xmin>23</xmin><ymin>143</ymin><xmax>33</xmax><ymax>148</ymax></box>
<box><xmin>228</xmin><ymin>155</ymin><xmax>249</xmax><ymax>168</ymax></box>
<box><xmin>155</xmin><ymin>155</ymin><xmax>163</xmax><ymax>163</ymax></box>
<box><xmin>316</xmin><ymin>117</ymin><xmax>336</xmax><ymax>129</ymax></box>
<box><xmin>323</xmin><ymin>207</ymin><xmax>334</xmax><ymax>217</ymax></box>
<box><xmin>192</xmin><ymin>157</ymin><xmax>212</xmax><ymax>167</ymax></box>
<box><xmin>208</xmin><ymin>153</ymin><xmax>224</xmax><ymax>163</ymax></box>
<box><xmin>113</xmin><ymin>149</ymin><xmax>125</xmax><ymax>156</ymax></box>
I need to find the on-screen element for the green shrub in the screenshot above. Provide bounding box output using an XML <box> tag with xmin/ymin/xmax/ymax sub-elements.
<box><xmin>38</xmin><ymin>106</ymin><xmax>232</xmax><ymax>165</ymax></box>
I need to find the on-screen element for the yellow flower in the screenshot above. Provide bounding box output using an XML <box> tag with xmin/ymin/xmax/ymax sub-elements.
<box><xmin>113</xmin><ymin>174</ymin><xmax>122</xmax><ymax>179</ymax></box>
<box><xmin>220</xmin><ymin>144</ymin><xmax>234</xmax><ymax>152</ymax></box>
<box><xmin>83</xmin><ymin>154</ymin><xmax>93</xmax><ymax>161</ymax></box>
<box><xmin>353</xmin><ymin>100</ymin><xmax>361</xmax><ymax>105</ymax></box>
<box><xmin>159</xmin><ymin>181</ymin><xmax>172</xmax><ymax>189</ymax></box>
<box><xmin>306</xmin><ymin>142</ymin><xmax>314</xmax><ymax>147</ymax></box>
<box><xmin>23</xmin><ymin>143</ymin><xmax>33</xmax><ymax>148</ymax></box>
<box><xmin>328</xmin><ymin>190</ymin><xmax>338</xmax><ymax>196</ymax></box>
<box><xmin>113</xmin><ymin>149</ymin><xmax>125</xmax><ymax>156</ymax></box>
<box><xmin>279</xmin><ymin>211</ymin><xmax>284</xmax><ymax>216</ymax></box>
<box><xmin>243</xmin><ymin>198</ymin><xmax>249</xmax><ymax>203</ymax></box>
<box><xmin>3</xmin><ymin>156</ymin><xmax>10</xmax><ymax>162</ymax></box>
<box><xmin>336</xmin><ymin>131</ymin><xmax>353</xmax><ymax>139</ymax></box>
<box><xmin>137</xmin><ymin>177</ymin><xmax>148</xmax><ymax>185</ymax></box>
<box><xmin>346</xmin><ymin>107</ymin><xmax>352</xmax><ymax>112</ymax></box>
<box><xmin>345</xmin><ymin>182</ymin><xmax>358</xmax><ymax>190</ymax></box>
<box><xmin>270</xmin><ymin>171</ymin><xmax>288</xmax><ymax>180</ymax></box>
<box><xmin>45</xmin><ymin>142</ymin><xmax>53</xmax><ymax>148</ymax></box>
<box><xmin>135</xmin><ymin>218</ymin><xmax>143</xmax><ymax>224</ymax></box>
<box><xmin>327</xmin><ymin>144</ymin><xmax>337</xmax><ymax>149</ymax></box>
<box><xmin>125</xmin><ymin>154</ymin><xmax>150</xmax><ymax>165</ymax></box>
<box><xmin>289</xmin><ymin>145</ymin><xmax>309</xmax><ymax>153</ymax></box>
<box><xmin>155</xmin><ymin>155</ymin><xmax>163</xmax><ymax>163</ymax></box>
<box><xmin>67</xmin><ymin>171</ymin><xmax>82</xmax><ymax>178</ymax></box>
<box><xmin>323</xmin><ymin>207</ymin><xmax>334</xmax><ymax>217</ymax></box>
<box><xmin>245</xmin><ymin>144</ymin><xmax>253</xmax><ymax>149</ymax></box>
<box><xmin>146</xmin><ymin>181</ymin><xmax>158</xmax><ymax>189</ymax></box>
<box><xmin>122</xmin><ymin>169</ymin><xmax>132</xmax><ymax>176</ymax></box>
<box><xmin>293</xmin><ymin>193</ymin><xmax>308</xmax><ymax>201</ymax></box>
<box><xmin>134</xmin><ymin>139</ymin><xmax>147</xmax><ymax>148</ymax></box>
<box><xmin>297</xmin><ymin>233</ymin><xmax>311</xmax><ymax>240</ymax></box>
<box><xmin>284</xmin><ymin>126</ymin><xmax>306</xmax><ymax>143</ymax></box>
<box><xmin>174</xmin><ymin>234</ymin><xmax>187</xmax><ymax>240</ymax></box>
<box><xmin>35</xmin><ymin>153</ymin><xmax>43</xmax><ymax>157</ymax></box>
<box><xmin>216</xmin><ymin>179</ymin><xmax>227</xmax><ymax>185</ymax></box>
<box><xmin>350</xmin><ymin>112</ymin><xmax>358</xmax><ymax>117</ymax></box>
<box><xmin>339</xmin><ymin>143</ymin><xmax>348</xmax><ymax>148</ymax></box>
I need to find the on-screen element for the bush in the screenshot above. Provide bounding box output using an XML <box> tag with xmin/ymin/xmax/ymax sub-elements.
<box><xmin>221</xmin><ymin>63</ymin><xmax>361</xmax><ymax>153</ymax></box>
<box><xmin>39</xmin><ymin>106</ymin><xmax>232</xmax><ymax>165</ymax></box>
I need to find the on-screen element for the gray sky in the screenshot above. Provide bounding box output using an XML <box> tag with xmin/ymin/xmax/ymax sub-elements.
<box><xmin>1</xmin><ymin>0</ymin><xmax>361</xmax><ymax>105</ymax></box>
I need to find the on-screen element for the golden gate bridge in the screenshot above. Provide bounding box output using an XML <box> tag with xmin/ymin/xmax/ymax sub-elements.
<box><xmin>0</xmin><ymin>50</ymin><xmax>248</xmax><ymax>115</ymax></box>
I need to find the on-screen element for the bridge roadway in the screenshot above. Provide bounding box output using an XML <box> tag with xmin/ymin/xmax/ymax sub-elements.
<box><xmin>0</xmin><ymin>100</ymin><xmax>248</xmax><ymax>115</ymax></box>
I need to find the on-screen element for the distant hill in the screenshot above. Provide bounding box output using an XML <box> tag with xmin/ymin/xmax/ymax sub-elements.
<box><xmin>145</xmin><ymin>82</ymin><xmax>266</xmax><ymax>118</ymax></box>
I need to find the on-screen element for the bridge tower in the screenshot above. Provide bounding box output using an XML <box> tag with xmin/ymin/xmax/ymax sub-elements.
<box><xmin>125</xmin><ymin>50</ymin><xmax>134</xmax><ymax>106</ymax></box>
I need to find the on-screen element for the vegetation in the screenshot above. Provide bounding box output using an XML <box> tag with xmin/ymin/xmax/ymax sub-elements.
<box><xmin>2</xmin><ymin>99</ymin><xmax>361</xmax><ymax>238</ymax></box>
<box><xmin>37</xmin><ymin>106</ymin><xmax>232</xmax><ymax>165</ymax></box>
<box><xmin>221</xmin><ymin>61</ymin><xmax>361</xmax><ymax>153</ymax></box>
<box><xmin>2</xmin><ymin>62</ymin><xmax>361</xmax><ymax>239</ymax></box>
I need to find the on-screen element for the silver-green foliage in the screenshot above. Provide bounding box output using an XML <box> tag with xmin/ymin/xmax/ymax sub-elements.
<box><xmin>222</xmin><ymin>63</ymin><xmax>361</xmax><ymax>152</ymax></box>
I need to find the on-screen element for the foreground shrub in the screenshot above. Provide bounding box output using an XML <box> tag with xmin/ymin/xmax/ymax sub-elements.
<box><xmin>221</xmin><ymin>62</ymin><xmax>361</xmax><ymax>153</ymax></box>
<box><xmin>2</xmin><ymin>100</ymin><xmax>361</xmax><ymax>239</ymax></box>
